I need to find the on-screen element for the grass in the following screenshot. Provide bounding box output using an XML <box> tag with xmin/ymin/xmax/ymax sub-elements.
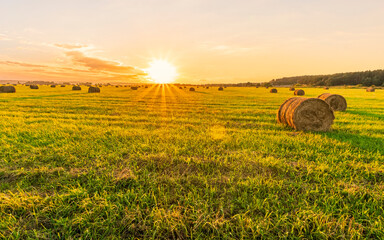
<box><xmin>0</xmin><ymin>85</ymin><xmax>383</xmax><ymax>239</ymax></box>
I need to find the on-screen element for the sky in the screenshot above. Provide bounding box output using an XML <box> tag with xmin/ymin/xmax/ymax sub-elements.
<box><xmin>1</xmin><ymin>0</ymin><xmax>384</xmax><ymax>83</ymax></box>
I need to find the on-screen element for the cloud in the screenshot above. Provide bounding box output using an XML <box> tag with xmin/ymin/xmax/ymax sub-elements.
<box><xmin>0</xmin><ymin>61</ymin><xmax>45</xmax><ymax>68</ymax></box>
<box><xmin>0</xmin><ymin>34</ymin><xmax>10</xmax><ymax>41</ymax></box>
<box><xmin>65</xmin><ymin>51</ymin><xmax>145</xmax><ymax>75</ymax></box>
<box><xmin>54</xmin><ymin>43</ymin><xmax>89</xmax><ymax>49</ymax></box>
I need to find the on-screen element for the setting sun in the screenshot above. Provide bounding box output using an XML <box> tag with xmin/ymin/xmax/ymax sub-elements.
<box><xmin>145</xmin><ymin>59</ymin><xmax>178</xmax><ymax>84</ymax></box>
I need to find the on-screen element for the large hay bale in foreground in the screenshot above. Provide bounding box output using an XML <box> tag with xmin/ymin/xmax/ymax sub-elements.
<box><xmin>218</xmin><ymin>87</ymin><xmax>224</xmax><ymax>91</ymax></box>
<box><xmin>366</xmin><ymin>87</ymin><xmax>375</xmax><ymax>92</ymax></box>
<box><xmin>30</xmin><ymin>85</ymin><xmax>39</xmax><ymax>89</ymax></box>
<box><xmin>72</xmin><ymin>86</ymin><xmax>81</xmax><ymax>91</ymax></box>
<box><xmin>0</xmin><ymin>86</ymin><xmax>16</xmax><ymax>93</ymax></box>
<box><xmin>294</xmin><ymin>89</ymin><xmax>305</xmax><ymax>96</ymax></box>
<box><xmin>318</xmin><ymin>93</ymin><xmax>347</xmax><ymax>111</ymax></box>
<box><xmin>88</xmin><ymin>86</ymin><xmax>100</xmax><ymax>93</ymax></box>
<box><xmin>189</xmin><ymin>87</ymin><xmax>195</xmax><ymax>91</ymax></box>
<box><xmin>131</xmin><ymin>87</ymin><xmax>138</xmax><ymax>90</ymax></box>
<box><xmin>289</xmin><ymin>87</ymin><xmax>295</xmax><ymax>91</ymax></box>
<box><xmin>277</xmin><ymin>97</ymin><xmax>334</xmax><ymax>131</ymax></box>
<box><xmin>270</xmin><ymin>88</ymin><xmax>277</xmax><ymax>93</ymax></box>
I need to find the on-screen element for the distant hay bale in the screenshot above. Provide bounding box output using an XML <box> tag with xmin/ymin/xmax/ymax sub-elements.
<box><xmin>72</xmin><ymin>86</ymin><xmax>81</xmax><ymax>91</ymax></box>
<box><xmin>50</xmin><ymin>85</ymin><xmax>56</xmax><ymax>88</ymax></box>
<box><xmin>88</xmin><ymin>86</ymin><xmax>100</xmax><ymax>93</ymax></box>
<box><xmin>277</xmin><ymin>97</ymin><xmax>334</xmax><ymax>131</ymax></box>
<box><xmin>61</xmin><ymin>85</ymin><xmax>65</xmax><ymax>87</ymax></box>
<box><xmin>270</xmin><ymin>88</ymin><xmax>277</xmax><ymax>93</ymax></box>
<box><xmin>206</xmin><ymin>87</ymin><xmax>209</xmax><ymax>89</ymax></box>
<box><xmin>294</xmin><ymin>89</ymin><xmax>305</xmax><ymax>96</ymax></box>
<box><xmin>189</xmin><ymin>87</ymin><xmax>195</xmax><ymax>91</ymax></box>
<box><xmin>131</xmin><ymin>86</ymin><xmax>138</xmax><ymax>90</ymax></box>
<box><xmin>145</xmin><ymin>86</ymin><xmax>148</xmax><ymax>88</ymax></box>
<box><xmin>179</xmin><ymin>87</ymin><xmax>183</xmax><ymax>89</ymax></box>
<box><xmin>318</xmin><ymin>93</ymin><xmax>347</xmax><ymax>111</ymax></box>
<box><xmin>366</xmin><ymin>87</ymin><xmax>375</xmax><ymax>92</ymax></box>
<box><xmin>30</xmin><ymin>85</ymin><xmax>39</xmax><ymax>89</ymax></box>
<box><xmin>0</xmin><ymin>86</ymin><xmax>16</xmax><ymax>93</ymax></box>
<box><xmin>324</xmin><ymin>87</ymin><xmax>329</xmax><ymax>90</ymax></box>
<box><xmin>289</xmin><ymin>87</ymin><xmax>295</xmax><ymax>91</ymax></box>
<box><xmin>218</xmin><ymin>87</ymin><xmax>224</xmax><ymax>91</ymax></box>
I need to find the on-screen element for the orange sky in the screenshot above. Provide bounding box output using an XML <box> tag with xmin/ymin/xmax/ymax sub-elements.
<box><xmin>1</xmin><ymin>1</ymin><xmax>384</xmax><ymax>83</ymax></box>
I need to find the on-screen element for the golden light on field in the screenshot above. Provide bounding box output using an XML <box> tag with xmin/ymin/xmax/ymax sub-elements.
<box><xmin>145</xmin><ymin>59</ymin><xmax>178</xmax><ymax>84</ymax></box>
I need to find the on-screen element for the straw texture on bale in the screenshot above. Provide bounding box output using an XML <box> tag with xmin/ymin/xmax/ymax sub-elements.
<box><xmin>277</xmin><ymin>97</ymin><xmax>334</xmax><ymax>131</ymax></box>
<box><xmin>72</xmin><ymin>86</ymin><xmax>81</xmax><ymax>91</ymax></box>
<box><xmin>318</xmin><ymin>93</ymin><xmax>347</xmax><ymax>111</ymax></box>
<box><xmin>218</xmin><ymin>87</ymin><xmax>224</xmax><ymax>91</ymax></box>
<box><xmin>270</xmin><ymin>88</ymin><xmax>277</xmax><ymax>93</ymax></box>
<box><xmin>88</xmin><ymin>86</ymin><xmax>100</xmax><ymax>93</ymax></box>
<box><xmin>294</xmin><ymin>89</ymin><xmax>305</xmax><ymax>96</ymax></box>
<box><xmin>289</xmin><ymin>87</ymin><xmax>295</xmax><ymax>91</ymax></box>
<box><xmin>30</xmin><ymin>85</ymin><xmax>39</xmax><ymax>89</ymax></box>
<box><xmin>366</xmin><ymin>87</ymin><xmax>375</xmax><ymax>92</ymax></box>
<box><xmin>189</xmin><ymin>87</ymin><xmax>195</xmax><ymax>91</ymax></box>
<box><xmin>131</xmin><ymin>87</ymin><xmax>138</xmax><ymax>90</ymax></box>
<box><xmin>0</xmin><ymin>86</ymin><xmax>16</xmax><ymax>93</ymax></box>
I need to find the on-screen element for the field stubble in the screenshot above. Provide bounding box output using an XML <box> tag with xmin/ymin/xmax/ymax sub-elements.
<box><xmin>0</xmin><ymin>85</ymin><xmax>383</xmax><ymax>239</ymax></box>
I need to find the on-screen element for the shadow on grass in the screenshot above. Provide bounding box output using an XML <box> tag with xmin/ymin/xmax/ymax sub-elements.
<box><xmin>319</xmin><ymin>130</ymin><xmax>384</xmax><ymax>156</ymax></box>
<box><xmin>346</xmin><ymin>109</ymin><xmax>384</xmax><ymax>121</ymax></box>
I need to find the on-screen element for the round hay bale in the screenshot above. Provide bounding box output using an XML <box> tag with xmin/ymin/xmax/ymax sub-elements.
<box><xmin>277</xmin><ymin>97</ymin><xmax>334</xmax><ymax>131</ymax></box>
<box><xmin>0</xmin><ymin>86</ymin><xmax>16</xmax><ymax>93</ymax></box>
<box><xmin>366</xmin><ymin>87</ymin><xmax>375</xmax><ymax>92</ymax></box>
<box><xmin>218</xmin><ymin>87</ymin><xmax>224</xmax><ymax>91</ymax></box>
<box><xmin>131</xmin><ymin>86</ymin><xmax>138</xmax><ymax>90</ymax></box>
<box><xmin>318</xmin><ymin>93</ymin><xmax>347</xmax><ymax>111</ymax></box>
<box><xmin>88</xmin><ymin>86</ymin><xmax>100</xmax><ymax>93</ymax></box>
<box><xmin>294</xmin><ymin>89</ymin><xmax>305</xmax><ymax>96</ymax></box>
<box><xmin>189</xmin><ymin>87</ymin><xmax>195</xmax><ymax>91</ymax></box>
<box><xmin>289</xmin><ymin>87</ymin><xmax>295</xmax><ymax>91</ymax></box>
<box><xmin>50</xmin><ymin>85</ymin><xmax>56</xmax><ymax>88</ymax></box>
<box><xmin>270</xmin><ymin>88</ymin><xmax>277</xmax><ymax>93</ymax></box>
<box><xmin>324</xmin><ymin>87</ymin><xmax>329</xmax><ymax>90</ymax></box>
<box><xmin>72</xmin><ymin>86</ymin><xmax>81</xmax><ymax>91</ymax></box>
<box><xmin>30</xmin><ymin>85</ymin><xmax>39</xmax><ymax>89</ymax></box>
<box><xmin>206</xmin><ymin>87</ymin><xmax>209</xmax><ymax>89</ymax></box>
<box><xmin>61</xmin><ymin>85</ymin><xmax>66</xmax><ymax>87</ymax></box>
<box><xmin>179</xmin><ymin>87</ymin><xmax>183</xmax><ymax>89</ymax></box>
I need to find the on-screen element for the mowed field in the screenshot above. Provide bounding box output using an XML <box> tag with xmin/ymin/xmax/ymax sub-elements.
<box><xmin>0</xmin><ymin>85</ymin><xmax>383</xmax><ymax>239</ymax></box>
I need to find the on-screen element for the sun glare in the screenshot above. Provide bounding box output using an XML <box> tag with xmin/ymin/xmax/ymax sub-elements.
<box><xmin>146</xmin><ymin>59</ymin><xmax>178</xmax><ymax>84</ymax></box>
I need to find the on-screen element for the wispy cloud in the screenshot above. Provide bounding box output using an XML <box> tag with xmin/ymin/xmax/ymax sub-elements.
<box><xmin>0</xmin><ymin>61</ymin><xmax>45</xmax><ymax>68</ymax></box>
<box><xmin>54</xmin><ymin>43</ymin><xmax>89</xmax><ymax>49</ymax></box>
<box><xmin>65</xmin><ymin>51</ymin><xmax>145</xmax><ymax>75</ymax></box>
<box><xmin>201</xmin><ymin>42</ymin><xmax>257</xmax><ymax>55</ymax></box>
<box><xmin>0</xmin><ymin>34</ymin><xmax>10</xmax><ymax>41</ymax></box>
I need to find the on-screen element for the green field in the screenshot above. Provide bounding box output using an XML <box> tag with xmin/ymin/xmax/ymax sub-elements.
<box><xmin>0</xmin><ymin>85</ymin><xmax>383</xmax><ymax>239</ymax></box>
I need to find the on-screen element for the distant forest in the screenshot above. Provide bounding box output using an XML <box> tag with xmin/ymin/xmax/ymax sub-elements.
<box><xmin>269</xmin><ymin>70</ymin><xmax>384</xmax><ymax>87</ymax></box>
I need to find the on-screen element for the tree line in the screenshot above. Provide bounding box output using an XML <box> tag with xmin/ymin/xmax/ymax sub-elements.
<box><xmin>269</xmin><ymin>70</ymin><xmax>384</xmax><ymax>87</ymax></box>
